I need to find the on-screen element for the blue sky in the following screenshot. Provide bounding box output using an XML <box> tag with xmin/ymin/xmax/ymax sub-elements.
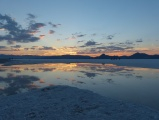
<box><xmin>0</xmin><ymin>0</ymin><xmax>159</xmax><ymax>56</ymax></box>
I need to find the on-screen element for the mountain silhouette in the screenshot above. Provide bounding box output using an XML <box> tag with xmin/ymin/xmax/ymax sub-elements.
<box><xmin>0</xmin><ymin>52</ymin><xmax>159</xmax><ymax>59</ymax></box>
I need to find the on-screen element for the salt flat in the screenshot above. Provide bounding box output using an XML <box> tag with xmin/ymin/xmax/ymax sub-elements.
<box><xmin>0</xmin><ymin>86</ymin><xmax>159</xmax><ymax>120</ymax></box>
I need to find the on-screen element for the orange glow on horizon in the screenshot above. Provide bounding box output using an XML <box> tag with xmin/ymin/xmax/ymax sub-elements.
<box><xmin>0</xmin><ymin>46</ymin><xmax>158</xmax><ymax>57</ymax></box>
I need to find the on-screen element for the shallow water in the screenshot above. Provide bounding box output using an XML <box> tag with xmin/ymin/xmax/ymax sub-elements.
<box><xmin>0</xmin><ymin>62</ymin><xmax>159</xmax><ymax>110</ymax></box>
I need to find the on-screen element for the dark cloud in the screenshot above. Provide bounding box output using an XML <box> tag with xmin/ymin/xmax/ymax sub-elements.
<box><xmin>49</xmin><ymin>30</ymin><xmax>55</xmax><ymax>34</ymax></box>
<box><xmin>77</xmin><ymin>34</ymin><xmax>86</xmax><ymax>37</ymax></box>
<box><xmin>80</xmin><ymin>40</ymin><xmax>101</xmax><ymax>47</ymax></box>
<box><xmin>24</xmin><ymin>48</ymin><xmax>29</xmax><ymax>50</ymax></box>
<box><xmin>77</xmin><ymin>40</ymin><xmax>84</xmax><ymax>43</ymax></box>
<box><xmin>39</xmin><ymin>35</ymin><xmax>45</xmax><ymax>39</ymax></box>
<box><xmin>72</xmin><ymin>32</ymin><xmax>86</xmax><ymax>38</ymax></box>
<box><xmin>7</xmin><ymin>40</ymin><xmax>15</xmax><ymax>45</ymax></box>
<box><xmin>136</xmin><ymin>39</ymin><xmax>143</xmax><ymax>42</ymax></box>
<box><xmin>27</xmin><ymin>13</ymin><xmax>36</xmax><ymax>19</ymax></box>
<box><xmin>30</xmin><ymin>46</ymin><xmax>38</xmax><ymax>50</ymax></box>
<box><xmin>11</xmin><ymin>45</ymin><xmax>21</xmax><ymax>48</ymax></box>
<box><xmin>80</xmin><ymin>71</ymin><xmax>101</xmax><ymax>78</ymax></box>
<box><xmin>48</xmin><ymin>22</ymin><xmax>61</xmax><ymax>28</ymax></box>
<box><xmin>107</xmin><ymin>35</ymin><xmax>114</xmax><ymax>40</ymax></box>
<box><xmin>29</xmin><ymin>23</ymin><xmax>45</xmax><ymax>31</ymax></box>
<box><xmin>0</xmin><ymin>46</ymin><xmax>7</xmax><ymax>49</ymax></box>
<box><xmin>0</xmin><ymin>14</ymin><xmax>45</xmax><ymax>44</ymax></box>
<box><xmin>125</xmin><ymin>40</ymin><xmax>133</xmax><ymax>45</ymax></box>
<box><xmin>39</xmin><ymin>46</ymin><xmax>56</xmax><ymax>50</ymax></box>
<box><xmin>0</xmin><ymin>46</ymin><xmax>22</xmax><ymax>51</ymax></box>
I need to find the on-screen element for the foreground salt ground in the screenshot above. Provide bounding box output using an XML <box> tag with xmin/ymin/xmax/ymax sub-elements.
<box><xmin>0</xmin><ymin>86</ymin><xmax>159</xmax><ymax>120</ymax></box>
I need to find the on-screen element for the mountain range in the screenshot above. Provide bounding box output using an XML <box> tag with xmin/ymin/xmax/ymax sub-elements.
<box><xmin>0</xmin><ymin>53</ymin><xmax>159</xmax><ymax>59</ymax></box>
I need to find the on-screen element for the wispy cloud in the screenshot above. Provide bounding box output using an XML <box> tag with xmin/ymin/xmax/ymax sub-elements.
<box><xmin>72</xmin><ymin>32</ymin><xmax>86</xmax><ymax>38</ymax></box>
<box><xmin>77</xmin><ymin>40</ymin><xmax>84</xmax><ymax>43</ymax></box>
<box><xmin>91</xmin><ymin>33</ymin><xmax>96</xmax><ymax>36</ymax></box>
<box><xmin>65</xmin><ymin>36</ymin><xmax>76</xmax><ymax>40</ymax></box>
<box><xmin>49</xmin><ymin>30</ymin><xmax>55</xmax><ymax>34</ymax></box>
<box><xmin>76</xmin><ymin>34</ymin><xmax>86</xmax><ymax>37</ymax></box>
<box><xmin>136</xmin><ymin>39</ymin><xmax>143</xmax><ymax>42</ymax></box>
<box><xmin>27</xmin><ymin>13</ymin><xmax>36</xmax><ymax>19</ymax></box>
<box><xmin>48</xmin><ymin>22</ymin><xmax>61</xmax><ymax>28</ymax></box>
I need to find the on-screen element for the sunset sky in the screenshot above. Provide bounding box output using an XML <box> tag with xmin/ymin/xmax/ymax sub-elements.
<box><xmin>0</xmin><ymin>0</ymin><xmax>159</xmax><ymax>56</ymax></box>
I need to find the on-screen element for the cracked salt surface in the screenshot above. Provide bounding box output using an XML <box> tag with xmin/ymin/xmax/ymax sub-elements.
<box><xmin>0</xmin><ymin>86</ymin><xmax>159</xmax><ymax>120</ymax></box>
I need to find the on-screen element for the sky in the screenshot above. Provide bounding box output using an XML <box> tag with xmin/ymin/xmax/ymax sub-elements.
<box><xmin>0</xmin><ymin>0</ymin><xmax>159</xmax><ymax>56</ymax></box>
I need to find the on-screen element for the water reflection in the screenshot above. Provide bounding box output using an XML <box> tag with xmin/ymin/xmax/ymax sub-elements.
<box><xmin>79</xmin><ymin>71</ymin><xmax>101</xmax><ymax>79</ymax></box>
<box><xmin>0</xmin><ymin>73</ymin><xmax>40</xmax><ymax>95</ymax></box>
<box><xmin>0</xmin><ymin>63</ymin><xmax>159</xmax><ymax>110</ymax></box>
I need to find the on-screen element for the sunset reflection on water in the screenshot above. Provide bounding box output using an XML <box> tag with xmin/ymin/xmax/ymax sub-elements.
<box><xmin>0</xmin><ymin>63</ymin><xmax>159</xmax><ymax>110</ymax></box>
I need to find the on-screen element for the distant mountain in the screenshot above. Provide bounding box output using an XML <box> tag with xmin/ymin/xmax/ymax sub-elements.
<box><xmin>128</xmin><ymin>53</ymin><xmax>159</xmax><ymax>59</ymax></box>
<box><xmin>95</xmin><ymin>54</ymin><xmax>110</xmax><ymax>59</ymax></box>
<box><xmin>96</xmin><ymin>53</ymin><xmax>159</xmax><ymax>59</ymax></box>
<box><xmin>0</xmin><ymin>54</ymin><xmax>92</xmax><ymax>59</ymax></box>
<box><xmin>0</xmin><ymin>53</ymin><xmax>159</xmax><ymax>59</ymax></box>
<box><xmin>129</xmin><ymin>53</ymin><xmax>149</xmax><ymax>59</ymax></box>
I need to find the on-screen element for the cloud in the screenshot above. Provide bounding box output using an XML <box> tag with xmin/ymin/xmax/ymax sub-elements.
<box><xmin>24</xmin><ymin>48</ymin><xmax>29</xmax><ymax>51</ymax></box>
<box><xmin>91</xmin><ymin>33</ymin><xmax>96</xmax><ymax>36</ymax></box>
<box><xmin>27</xmin><ymin>13</ymin><xmax>36</xmax><ymax>19</ymax></box>
<box><xmin>0</xmin><ymin>74</ymin><xmax>39</xmax><ymax>95</ymax></box>
<box><xmin>80</xmin><ymin>40</ymin><xmax>101</xmax><ymax>47</ymax></box>
<box><xmin>39</xmin><ymin>35</ymin><xmax>45</xmax><ymax>39</ymax></box>
<box><xmin>125</xmin><ymin>40</ymin><xmax>133</xmax><ymax>45</ymax></box>
<box><xmin>66</xmin><ymin>36</ymin><xmax>76</xmax><ymax>40</ymax></box>
<box><xmin>48</xmin><ymin>22</ymin><xmax>61</xmax><ymax>28</ymax></box>
<box><xmin>136</xmin><ymin>39</ymin><xmax>143</xmax><ymax>42</ymax></box>
<box><xmin>77</xmin><ymin>40</ymin><xmax>84</xmax><ymax>43</ymax></box>
<box><xmin>0</xmin><ymin>45</ymin><xmax>22</xmax><ymax>51</ymax></box>
<box><xmin>11</xmin><ymin>45</ymin><xmax>21</xmax><ymax>48</ymax></box>
<box><xmin>30</xmin><ymin>46</ymin><xmax>38</xmax><ymax>50</ymax></box>
<box><xmin>0</xmin><ymin>14</ymin><xmax>46</xmax><ymax>44</ymax></box>
<box><xmin>77</xmin><ymin>48</ymin><xmax>101</xmax><ymax>55</ymax></box>
<box><xmin>80</xmin><ymin>71</ymin><xmax>100</xmax><ymax>78</ymax></box>
<box><xmin>106</xmin><ymin>46</ymin><xmax>125</xmax><ymax>51</ymax></box>
<box><xmin>49</xmin><ymin>30</ymin><xmax>55</xmax><ymax>34</ymax></box>
<box><xmin>77</xmin><ymin>34</ymin><xmax>86</xmax><ymax>37</ymax></box>
<box><xmin>97</xmin><ymin>45</ymin><xmax>134</xmax><ymax>51</ymax></box>
<box><xmin>72</xmin><ymin>32</ymin><xmax>86</xmax><ymax>38</ymax></box>
<box><xmin>85</xmin><ymin>41</ymin><xmax>97</xmax><ymax>46</ymax></box>
<box><xmin>0</xmin><ymin>46</ymin><xmax>7</xmax><ymax>49</ymax></box>
<box><xmin>29</xmin><ymin>23</ymin><xmax>45</xmax><ymax>31</ymax></box>
<box><xmin>107</xmin><ymin>35</ymin><xmax>114</xmax><ymax>40</ymax></box>
<box><xmin>39</xmin><ymin>46</ymin><xmax>56</xmax><ymax>50</ymax></box>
